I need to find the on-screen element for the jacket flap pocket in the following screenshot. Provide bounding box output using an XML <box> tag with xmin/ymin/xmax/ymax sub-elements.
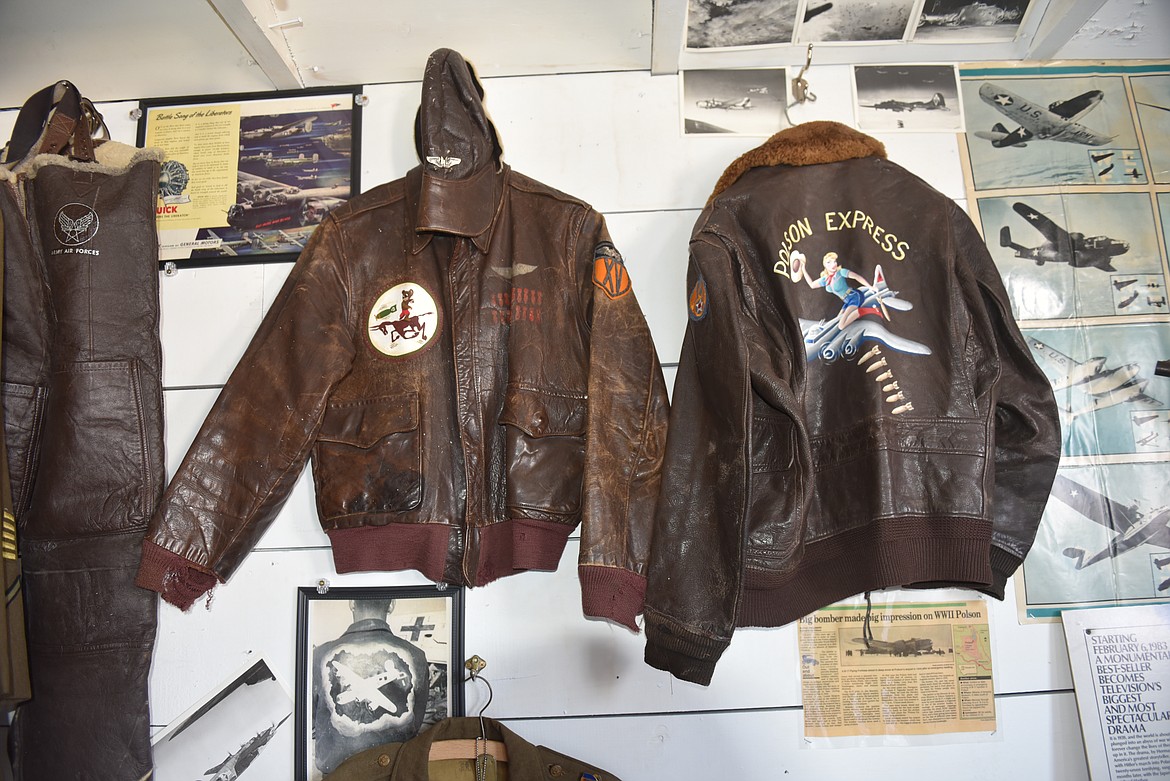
<box><xmin>318</xmin><ymin>393</ymin><xmax>419</xmax><ymax>447</ymax></box>
<box><xmin>499</xmin><ymin>386</ymin><xmax>587</xmax><ymax>437</ymax></box>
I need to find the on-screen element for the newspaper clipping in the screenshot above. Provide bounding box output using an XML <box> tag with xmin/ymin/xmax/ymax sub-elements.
<box><xmin>799</xmin><ymin>599</ymin><xmax>996</xmax><ymax>741</ymax></box>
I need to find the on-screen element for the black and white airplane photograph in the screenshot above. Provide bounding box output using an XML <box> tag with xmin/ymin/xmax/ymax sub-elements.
<box><xmin>976</xmin><ymin>192</ymin><xmax>1162</xmax><ymax>320</ymax></box>
<box><xmin>1024</xmin><ymin>326</ymin><xmax>1170</xmax><ymax>458</ymax></box>
<box><xmin>681</xmin><ymin>67</ymin><xmax>788</xmax><ymax>135</ymax></box>
<box><xmin>1132</xmin><ymin>74</ymin><xmax>1170</xmax><ymax>184</ymax></box>
<box><xmin>853</xmin><ymin>64</ymin><xmax>962</xmax><ymax>132</ymax></box>
<box><xmin>684</xmin><ymin>0</ymin><xmax>799</xmax><ymax>49</ymax></box>
<box><xmin>796</xmin><ymin>0</ymin><xmax>917</xmax><ymax>42</ymax></box>
<box><xmin>960</xmin><ymin>74</ymin><xmax>1141</xmax><ymax>190</ymax></box>
<box><xmin>1022</xmin><ymin>464</ymin><xmax>1170</xmax><ymax>611</ymax></box>
<box><xmin>913</xmin><ymin>0</ymin><xmax>1032</xmax><ymax>43</ymax></box>
<box><xmin>151</xmin><ymin>659</ymin><xmax>294</xmax><ymax>781</ymax></box>
<box><xmin>838</xmin><ymin>624</ymin><xmax>955</xmax><ymax>666</ymax></box>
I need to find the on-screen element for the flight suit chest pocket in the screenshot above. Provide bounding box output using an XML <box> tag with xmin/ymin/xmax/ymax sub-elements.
<box><xmin>498</xmin><ymin>386</ymin><xmax>588</xmax><ymax>517</ymax></box>
<box><xmin>746</xmin><ymin>412</ymin><xmax>802</xmax><ymax>570</ymax></box>
<box><xmin>313</xmin><ymin>393</ymin><xmax>422</xmax><ymax>519</ymax></box>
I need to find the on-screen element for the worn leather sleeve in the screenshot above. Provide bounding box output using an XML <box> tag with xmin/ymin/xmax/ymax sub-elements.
<box><xmin>643</xmin><ymin>231</ymin><xmax>758</xmax><ymax>685</ymax></box>
<box><xmin>575</xmin><ymin>211</ymin><xmax>670</xmax><ymax>632</ymax></box>
<box><xmin>136</xmin><ymin>215</ymin><xmax>357</xmax><ymax>608</ymax></box>
<box><xmin>951</xmin><ymin>205</ymin><xmax>1061</xmax><ymax>598</ymax></box>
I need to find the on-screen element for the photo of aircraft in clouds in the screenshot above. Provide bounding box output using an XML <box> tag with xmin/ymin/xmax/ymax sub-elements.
<box><xmin>201</xmin><ymin>714</ymin><xmax>290</xmax><ymax>781</ymax></box>
<box><xmin>860</xmin><ymin>93</ymin><xmax>948</xmax><ymax>112</ymax></box>
<box><xmin>999</xmin><ymin>201</ymin><xmax>1129</xmax><ymax>271</ymax></box>
<box><xmin>1029</xmin><ymin>338</ymin><xmax>1164</xmax><ymax>419</ymax></box>
<box><xmin>1049</xmin><ymin>474</ymin><xmax>1170</xmax><ymax>592</ymax></box>
<box><xmin>974</xmin><ymin>82</ymin><xmax>1113</xmax><ymax>148</ymax></box>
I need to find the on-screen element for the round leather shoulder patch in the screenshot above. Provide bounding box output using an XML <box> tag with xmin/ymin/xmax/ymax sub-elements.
<box><xmin>368</xmin><ymin>282</ymin><xmax>439</xmax><ymax>357</ymax></box>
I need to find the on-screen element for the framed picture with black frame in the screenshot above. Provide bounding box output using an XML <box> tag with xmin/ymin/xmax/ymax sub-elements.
<box><xmin>294</xmin><ymin>584</ymin><xmax>464</xmax><ymax>781</ymax></box>
<box><xmin>136</xmin><ymin>85</ymin><xmax>362</xmax><ymax>269</ymax></box>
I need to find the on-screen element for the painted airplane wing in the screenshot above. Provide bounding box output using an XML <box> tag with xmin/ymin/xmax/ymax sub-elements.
<box><xmin>1048</xmin><ymin>90</ymin><xmax>1104</xmax><ymax>122</ymax></box>
<box><xmin>1050</xmin><ymin>474</ymin><xmax>1141</xmax><ymax>535</ymax></box>
<box><xmin>204</xmin><ymin>754</ymin><xmax>232</xmax><ymax>775</ymax></box>
<box><xmin>1012</xmin><ymin>202</ymin><xmax>1070</xmax><ymax>247</ymax></box>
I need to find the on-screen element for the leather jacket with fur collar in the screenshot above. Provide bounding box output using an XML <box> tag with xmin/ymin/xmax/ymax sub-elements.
<box><xmin>643</xmin><ymin>121</ymin><xmax>1060</xmax><ymax>685</ymax></box>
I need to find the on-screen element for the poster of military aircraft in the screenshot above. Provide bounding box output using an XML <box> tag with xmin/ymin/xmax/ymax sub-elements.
<box><xmin>1131</xmin><ymin>74</ymin><xmax>1170</xmax><ymax>184</ymax></box>
<box><xmin>144</xmin><ymin>90</ymin><xmax>357</xmax><ymax>265</ymax></box>
<box><xmin>151</xmin><ymin>659</ymin><xmax>294</xmax><ymax>781</ymax></box>
<box><xmin>853</xmin><ymin>64</ymin><xmax>963</xmax><ymax>132</ymax></box>
<box><xmin>1020</xmin><ymin>463</ymin><xmax>1170</xmax><ymax>618</ymax></box>
<box><xmin>998</xmin><ymin>201</ymin><xmax>1129</xmax><ymax>271</ymax></box>
<box><xmin>976</xmin><ymin>193</ymin><xmax>1164</xmax><ymax>320</ymax></box>
<box><xmin>960</xmin><ymin>73</ymin><xmax>1141</xmax><ymax>190</ymax></box>
<box><xmin>1024</xmin><ymin>326</ymin><xmax>1170</xmax><ymax>457</ymax></box>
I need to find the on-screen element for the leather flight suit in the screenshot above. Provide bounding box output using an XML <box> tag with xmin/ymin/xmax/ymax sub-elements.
<box><xmin>2</xmin><ymin>81</ymin><xmax>164</xmax><ymax>780</ymax></box>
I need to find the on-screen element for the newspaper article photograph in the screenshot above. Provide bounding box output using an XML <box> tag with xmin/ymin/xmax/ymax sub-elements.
<box><xmin>974</xmin><ymin>192</ymin><xmax>1165</xmax><ymax>321</ymax></box>
<box><xmin>681</xmin><ymin>68</ymin><xmax>789</xmax><ymax>135</ymax></box>
<box><xmin>853</xmin><ymin>64</ymin><xmax>963</xmax><ymax>133</ymax></box>
<box><xmin>960</xmin><ymin>73</ymin><xmax>1141</xmax><ymax>191</ymax></box>
<box><xmin>151</xmin><ymin>658</ymin><xmax>293</xmax><ymax>781</ymax></box>
<box><xmin>799</xmin><ymin>599</ymin><xmax>996</xmax><ymax>742</ymax></box>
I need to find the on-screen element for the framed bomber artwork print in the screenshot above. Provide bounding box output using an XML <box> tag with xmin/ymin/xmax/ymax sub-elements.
<box><xmin>294</xmin><ymin>585</ymin><xmax>464</xmax><ymax>781</ymax></box>
<box><xmin>136</xmin><ymin>85</ymin><xmax>362</xmax><ymax>269</ymax></box>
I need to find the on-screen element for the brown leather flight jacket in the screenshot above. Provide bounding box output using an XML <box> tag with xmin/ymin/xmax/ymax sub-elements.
<box><xmin>136</xmin><ymin>50</ymin><xmax>668</xmax><ymax>630</ymax></box>
<box><xmin>644</xmin><ymin>122</ymin><xmax>1061</xmax><ymax>685</ymax></box>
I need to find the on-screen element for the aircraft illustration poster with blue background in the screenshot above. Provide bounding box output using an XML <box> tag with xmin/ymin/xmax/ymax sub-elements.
<box><xmin>977</xmin><ymin>192</ymin><xmax>1164</xmax><ymax>320</ymax></box>
<box><xmin>959</xmin><ymin>62</ymin><xmax>1170</xmax><ymax>621</ymax></box>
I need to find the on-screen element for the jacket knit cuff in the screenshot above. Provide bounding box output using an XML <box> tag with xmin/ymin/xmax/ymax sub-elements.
<box><xmin>982</xmin><ymin>545</ymin><xmax>1022</xmax><ymax>601</ymax></box>
<box><xmin>642</xmin><ymin>613</ymin><xmax>727</xmax><ymax>687</ymax></box>
<box><xmin>579</xmin><ymin>565</ymin><xmax>645</xmax><ymax>632</ymax></box>
<box><xmin>135</xmin><ymin>539</ymin><xmax>220</xmax><ymax>611</ymax></box>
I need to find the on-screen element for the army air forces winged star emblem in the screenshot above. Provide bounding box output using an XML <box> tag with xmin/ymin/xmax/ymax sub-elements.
<box><xmin>53</xmin><ymin>203</ymin><xmax>100</xmax><ymax>246</ymax></box>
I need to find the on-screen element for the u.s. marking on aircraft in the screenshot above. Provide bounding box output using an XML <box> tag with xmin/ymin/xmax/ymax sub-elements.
<box><xmin>975</xmin><ymin>82</ymin><xmax>1113</xmax><ymax>148</ymax></box>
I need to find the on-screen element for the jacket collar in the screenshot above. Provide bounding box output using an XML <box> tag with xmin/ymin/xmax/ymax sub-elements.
<box><xmin>405</xmin><ymin>163</ymin><xmax>508</xmax><ymax>254</ymax></box>
<box><xmin>388</xmin><ymin>717</ymin><xmax>545</xmax><ymax>778</ymax></box>
<box><xmin>709</xmin><ymin>121</ymin><xmax>886</xmax><ymax>203</ymax></box>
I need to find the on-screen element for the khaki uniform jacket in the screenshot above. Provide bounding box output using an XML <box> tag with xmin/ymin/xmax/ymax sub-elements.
<box><xmin>324</xmin><ymin>717</ymin><xmax>620</xmax><ymax>781</ymax></box>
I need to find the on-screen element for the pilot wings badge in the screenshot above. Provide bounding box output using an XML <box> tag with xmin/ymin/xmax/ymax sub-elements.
<box><xmin>425</xmin><ymin>155</ymin><xmax>462</xmax><ymax>170</ymax></box>
<box><xmin>54</xmin><ymin>203</ymin><xmax>100</xmax><ymax>247</ymax></box>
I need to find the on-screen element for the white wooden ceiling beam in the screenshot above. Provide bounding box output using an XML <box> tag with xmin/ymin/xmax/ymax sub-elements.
<box><xmin>651</xmin><ymin>0</ymin><xmax>686</xmax><ymax>75</ymax></box>
<box><xmin>205</xmin><ymin>0</ymin><xmax>303</xmax><ymax>90</ymax></box>
<box><xmin>1024</xmin><ymin>0</ymin><xmax>1109</xmax><ymax>60</ymax></box>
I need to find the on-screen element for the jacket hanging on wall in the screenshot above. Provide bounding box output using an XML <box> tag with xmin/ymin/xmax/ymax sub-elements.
<box><xmin>1</xmin><ymin>80</ymin><xmax>165</xmax><ymax>778</ymax></box>
<box><xmin>643</xmin><ymin>121</ymin><xmax>1061</xmax><ymax>686</ymax></box>
<box><xmin>323</xmin><ymin>717</ymin><xmax>622</xmax><ymax>781</ymax></box>
<box><xmin>135</xmin><ymin>49</ymin><xmax>669</xmax><ymax>630</ymax></box>
<box><xmin>0</xmin><ymin>202</ymin><xmax>31</xmax><ymax>711</ymax></box>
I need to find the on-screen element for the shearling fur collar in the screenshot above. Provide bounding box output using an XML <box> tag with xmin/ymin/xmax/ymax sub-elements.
<box><xmin>709</xmin><ymin>121</ymin><xmax>886</xmax><ymax>203</ymax></box>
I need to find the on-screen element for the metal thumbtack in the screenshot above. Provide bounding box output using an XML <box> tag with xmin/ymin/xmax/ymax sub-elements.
<box><xmin>316</xmin><ymin>578</ymin><xmax>330</xmax><ymax>595</ymax></box>
<box><xmin>355</xmin><ymin>94</ymin><xmax>370</xmax><ymax>107</ymax></box>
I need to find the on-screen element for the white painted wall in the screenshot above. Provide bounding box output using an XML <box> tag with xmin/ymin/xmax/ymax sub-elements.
<box><xmin>2</xmin><ymin>65</ymin><xmax>1091</xmax><ymax>780</ymax></box>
